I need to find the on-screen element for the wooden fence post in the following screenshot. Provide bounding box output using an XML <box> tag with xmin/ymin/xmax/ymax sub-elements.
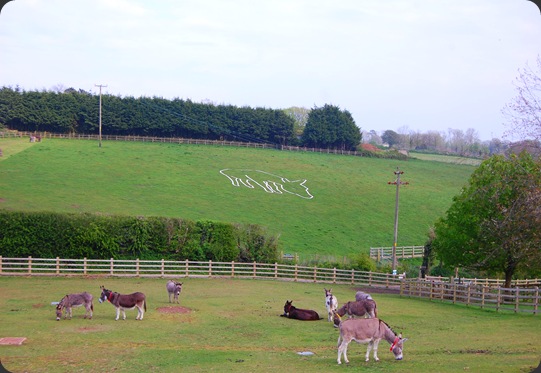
<box><xmin>28</xmin><ymin>256</ymin><xmax>32</xmax><ymax>274</ymax></box>
<box><xmin>515</xmin><ymin>287</ymin><xmax>519</xmax><ymax>314</ymax></box>
<box><xmin>185</xmin><ymin>259</ymin><xmax>189</xmax><ymax>276</ymax></box>
<box><xmin>534</xmin><ymin>287</ymin><xmax>539</xmax><ymax>316</ymax></box>
<box><xmin>351</xmin><ymin>269</ymin><xmax>355</xmax><ymax>285</ymax></box>
<box><xmin>253</xmin><ymin>261</ymin><xmax>257</xmax><ymax>278</ymax></box>
<box><xmin>232</xmin><ymin>261</ymin><xmax>235</xmax><ymax>277</ymax></box>
<box><xmin>453</xmin><ymin>283</ymin><xmax>457</xmax><ymax>304</ymax></box>
<box><xmin>0</xmin><ymin>256</ymin><xmax>2</xmax><ymax>274</ymax></box>
<box><xmin>161</xmin><ymin>259</ymin><xmax>165</xmax><ymax>277</ymax></box>
<box><xmin>481</xmin><ymin>286</ymin><xmax>486</xmax><ymax>309</ymax></box>
<box><xmin>313</xmin><ymin>266</ymin><xmax>317</xmax><ymax>282</ymax></box>
<box><xmin>496</xmin><ymin>288</ymin><xmax>501</xmax><ymax>311</ymax></box>
<box><xmin>274</xmin><ymin>263</ymin><xmax>278</xmax><ymax>278</ymax></box>
<box><xmin>83</xmin><ymin>257</ymin><xmax>87</xmax><ymax>275</ymax></box>
<box><xmin>136</xmin><ymin>258</ymin><xmax>140</xmax><ymax>277</ymax></box>
<box><xmin>294</xmin><ymin>264</ymin><xmax>298</xmax><ymax>281</ymax></box>
<box><xmin>209</xmin><ymin>260</ymin><xmax>212</xmax><ymax>277</ymax></box>
<box><xmin>467</xmin><ymin>284</ymin><xmax>471</xmax><ymax>306</ymax></box>
<box><xmin>110</xmin><ymin>258</ymin><xmax>114</xmax><ymax>276</ymax></box>
<box><xmin>333</xmin><ymin>268</ymin><xmax>337</xmax><ymax>283</ymax></box>
<box><xmin>56</xmin><ymin>257</ymin><xmax>60</xmax><ymax>275</ymax></box>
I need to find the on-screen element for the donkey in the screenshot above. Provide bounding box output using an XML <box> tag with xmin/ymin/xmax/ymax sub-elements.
<box><xmin>99</xmin><ymin>286</ymin><xmax>146</xmax><ymax>321</ymax></box>
<box><xmin>324</xmin><ymin>288</ymin><xmax>338</xmax><ymax>323</ymax></box>
<box><xmin>281</xmin><ymin>300</ymin><xmax>321</xmax><ymax>321</ymax></box>
<box><xmin>55</xmin><ymin>292</ymin><xmax>93</xmax><ymax>321</ymax></box>
<box><xmin>355</xmin><ymin>291</ymin><xmax>373</xmax><ymax>302</ymax></box>
<box><xmin>166</xmin><ymin>280</ymin><xmax>183</xmax><ymax>303</ymax></box>
<box><xmin>335</xmin><ymin>299</ymin><xmax>378</xmax><ymax>321</ymax></box>
<box><xmin>337</xmin><ymin>318</ymin><xmax>408</xmax><ymax>364</ymax></box>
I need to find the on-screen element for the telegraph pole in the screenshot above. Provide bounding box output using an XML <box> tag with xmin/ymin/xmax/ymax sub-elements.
<box><xmin>388</xmin><ymin>167</ymin><xmax>408</xmax><ymax>274</ymax></box>
<box><xmin>95</xmin><ymin>84</ymin><xmax>107</xmax><ymax>147</ymax></box>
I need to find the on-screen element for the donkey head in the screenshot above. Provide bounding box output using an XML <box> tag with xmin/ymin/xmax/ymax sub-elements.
<box><xmin>98</xmin><ymin>285</ymin><xmax>109</xmax><ymax>303</ymax></box>
<box><xmin>390</xmin><ymin>333</ymin><xmax>408</xmax><ymax>360</ymax></box>
<box><xmin>324</xmin><ymin>288</ymin><xmax>332</xmax><ymax>297</ymax></box>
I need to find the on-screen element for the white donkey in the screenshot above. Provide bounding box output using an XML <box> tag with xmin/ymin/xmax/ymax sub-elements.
<box><xmin>324</xmin><ymin>288</ymin><xmax>338</xmax><ymax>323</ymax></box>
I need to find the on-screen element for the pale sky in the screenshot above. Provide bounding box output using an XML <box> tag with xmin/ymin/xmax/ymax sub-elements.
<box><xmin>1</xmin><ymin>0</ymin><xmax>540</xmax><ymax>141</ymax></box>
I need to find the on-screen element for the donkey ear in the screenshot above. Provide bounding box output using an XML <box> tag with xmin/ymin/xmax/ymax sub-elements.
<box><xmin>402</xmin><ymin>338</ymin><xmax>408</xmax><ymax>342</ymax></box>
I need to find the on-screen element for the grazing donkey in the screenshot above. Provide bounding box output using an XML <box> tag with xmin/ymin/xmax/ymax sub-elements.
<box><xmin>55</xmin><ymin>292</ymin><xmax>94</xmax><ymax>321</ymax></box>
<box><xmin>99</xmin><ymin>286</ymin><xmax>146</xmax><ymax>321</ymax></box>
<box><xmin>335</xmin><ymin>299</ymin><xmax>378</xmax><ymax>321</ymax></box>
<box><xmin>337</xmin><ymin>318</ymin><xmax>408</xmax><ymax>364</ymax></box>
<box><xmin>281</xmin><ymin>300</ymin><xmax>321</xmax><ymax>321</ymax></box>
<box><xmin>324</xmin><ymin>288</ymin><xmax>338</xmax><ymax>323</ymax></box>
<box><xmin>166</xmin><ymin>280</ymin><xmax>183</xmax><ymax>303</ymax></box>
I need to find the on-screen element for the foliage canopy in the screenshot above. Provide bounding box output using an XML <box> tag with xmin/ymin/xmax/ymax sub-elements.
<box><xmin>432</xmin><ymin>152</ymin><xmax>541</xmax><ymax>286</ymax></box>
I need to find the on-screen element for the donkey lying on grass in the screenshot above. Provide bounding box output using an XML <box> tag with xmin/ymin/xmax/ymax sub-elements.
<box><xmin>55</xmin><ymin>292</ymin><xmax>94</xmax><ymax>321</ymax></box>
<box><xmin>337</xmin><ymin>318</ymin><xmax>408</xmax><ymax>364</ymax></box>
<box><xmin>99</xmin><ymin>286</ymin><xmax>146</xmax><ymax>321</ymax></box>
<box><xmin>281</xmin><ymin>300</ymin><xmax>321</xmax><ymax>320</ymax></box>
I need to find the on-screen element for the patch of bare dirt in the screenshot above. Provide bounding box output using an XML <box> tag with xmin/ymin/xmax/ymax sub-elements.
<box><xmin>156</xmin><ymin>306</ymin><xmax>191</xmax><ymax>314</ymax></box>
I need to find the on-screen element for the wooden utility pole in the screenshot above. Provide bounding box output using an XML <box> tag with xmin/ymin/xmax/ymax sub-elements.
<box><xmin>95</xmin><ymin>84</ymin><xmax>107</xmax><ymax>147</ymax></box>
<box><xmin>388</xmin><ymin>167</ymin><xmax>408</xmax><ymax>273</ymax></box>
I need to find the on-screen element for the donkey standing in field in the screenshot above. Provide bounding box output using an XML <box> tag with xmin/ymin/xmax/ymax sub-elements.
<box><xmin>334</xmin><ymin>298</ymin><xmax>378</xmax><ymax>326</ymax></box>
<box><xmin>166</xmin><ymin>280</ymin><xmax>183</xmax><ymax>303</ymax></box>
<box><xmin>324</xmin><ymin>288</ymin><xmax>338</xmax><ymax>323</ymax></box>
<box><xmin>55</xmin><ymin>292</ymin><xmax>94</xmax><ymax>321</ymax></box>
<box><xmin>337</xmin><ymin>318</ymin><xmax>408</xmax><ymax>364</ymax></box>
<box><xmin>99</xmin><ymin>286</ymin><xmax>147</xmax><ymax>321</ymax></box>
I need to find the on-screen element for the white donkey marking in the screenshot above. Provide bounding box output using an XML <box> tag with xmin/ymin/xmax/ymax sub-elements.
<box><xmin>219</xmin><ymin>169</ymin><xmax>313</xmax><ymax>199</ymax></box>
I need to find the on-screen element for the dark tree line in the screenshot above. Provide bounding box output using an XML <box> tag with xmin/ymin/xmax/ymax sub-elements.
<box><xmin>0</xmin><ymin>87</ymin><xmax>364</xmax><ymax>149</ymax></box>
<box><xmin>0</xmin><ymin>87</ymin><xmax>297</xmax><ymax>145</ymax></box>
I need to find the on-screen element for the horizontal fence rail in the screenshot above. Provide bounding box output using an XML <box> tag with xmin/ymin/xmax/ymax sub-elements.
<box><xmin>422</xmin><ymin>275</ymin><xmax>541</xmax><ymax>288</ymax></box>
<box><xmin>370</xmin><ymin>246</ymin><xmax>424</xmax><ymax>261</ymax></box>
<box><xmin>2</xmin><ymin>131</ymin><xmax>375</xmax><ymax>157</ymax></box>
<box><xmin>401</xmin><ymin>279</ymin><xmax>540</xmax><ymax>315</ymax></box>
<box><xmin>0</xmin><ymin>256</ymin><xmax>401</xmax><ymax>288</ymax></box>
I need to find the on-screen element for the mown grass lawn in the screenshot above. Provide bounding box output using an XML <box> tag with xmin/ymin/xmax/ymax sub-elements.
<box><xmin>0</xmin><ymin>276</ymin><xmax>539</xmax><ymax>373</ymax></box>
<box><xmin>0</xmin><ymin>138</ymin><xmax>475</xmax><ymax>259</ymax></box>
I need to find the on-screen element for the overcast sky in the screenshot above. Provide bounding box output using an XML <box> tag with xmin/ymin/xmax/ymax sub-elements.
<box><xmin>1</xmin><ymin>0</ymin><xmax>540</xmax><ymax>141</ymax></box>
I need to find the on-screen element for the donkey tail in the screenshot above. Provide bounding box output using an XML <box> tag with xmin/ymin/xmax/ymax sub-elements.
<box><xmin>144</xmin><ymin>299</ymin><xmax>147</xmax><ymax>312</ymax></box>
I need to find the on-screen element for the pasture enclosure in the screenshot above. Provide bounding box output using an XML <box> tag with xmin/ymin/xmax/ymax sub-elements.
<box><xmin>0</xmin><ymin>137</ymin><xmax>476</xmax><ymax>258</ymax></box>
<box><xmin>1</xmin><ymin>256</ymin><xmax>539</xmax><ymax>315</ymax></box>
<box><xmin>401</xmin><ymin>279</ymin><xmax>540</xmax><ymax>315</ymax></box>
<box><xmin>0</xmin><ymin>256</ymin><xmax>401</xmax><ymax>288</ymax></box>
<box><xmin>0</xmin><ymin>276</ymin><xmax>539</xmax><ymax>373</ymax></box>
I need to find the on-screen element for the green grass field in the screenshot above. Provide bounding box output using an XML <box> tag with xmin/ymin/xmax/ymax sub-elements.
<box><xmin>0</xmin><ymin>138</ymin><xmax>475</xmax><ymax>259</ymax></box>
<box><xmin>0</xmin><ymin>276</ymin><xmax>539</xmax><ymax>373</ymax></box>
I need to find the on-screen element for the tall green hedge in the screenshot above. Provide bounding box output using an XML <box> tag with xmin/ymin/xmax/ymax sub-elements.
<box><xmin>0</xmin><ymin>211</ymin><xmax>279</xmax><ymax>262</ymax></box>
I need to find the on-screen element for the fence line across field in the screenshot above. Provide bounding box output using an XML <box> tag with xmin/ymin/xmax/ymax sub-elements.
<box><xmin>370</xmin><ymin>245</ymin><xmax>425</xmax><ymax>261</ymax></box>
<box><xmin>400</xmin><ymin>279</ymin><xmax>540</xmax><ymax>315</ymax></box>
<box><xmin>2</xmin><ymin>256</ymin><xmax>538</xmax><ymax>315</ymax></box>
<box><xmin>0</xmin><ymin>256</ymin><xmax>400</xmax><ymax>288</ymax></box>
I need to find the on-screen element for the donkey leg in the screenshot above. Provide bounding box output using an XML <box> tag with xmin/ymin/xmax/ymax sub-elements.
<box><xmin>366</xmin><ymin>341</ymin><xmax>373</xmax><ymax>361</ymax></box>
<box><xmin>115</xmin><ymin>307</ymin><xmax>120</xmax><ymax>321</ymax></box>
<box><xmin>337</xmin><ymin>341</ymin><xmax>349</xmax><ymax>364</ymax></box>
<box><xmin>372</xmin><ymin>340</ymin><xmax>380</xmax><ymax>361</ymax></box>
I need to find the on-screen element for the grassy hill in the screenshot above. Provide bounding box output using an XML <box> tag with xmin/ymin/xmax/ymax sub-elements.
<box><xmin>0</xmin><ymin>138</ymin><xmax>476</xmax><ymax>259</ymax></box>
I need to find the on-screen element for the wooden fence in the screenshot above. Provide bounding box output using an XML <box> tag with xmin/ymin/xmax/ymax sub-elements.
<box><xmin>370</xmin><ymin>246</ymin><xmax>424</xmax><ymax>261</ymax></box>
<box><xmin>423</xmin><ymin>275</ymin><xmax>541</xmax><ymax>288</ymax></box>
<box><xmin>1</xmin><ymin>131</ymin><xmax>375</xmax><ymax>157</ymax></box>
<box><xmin>401</xmin><ymin>279</ymin><xmax>540</xmax><ymax>315</ymax></box>
<box><xmin>0</xmin><ymin>256</ymin><xmax>401</xmax><ymax>288</ymax></box>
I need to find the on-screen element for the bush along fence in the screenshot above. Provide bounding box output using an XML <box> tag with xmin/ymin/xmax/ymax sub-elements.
<box><xmin>0</xmin><ymin>256</ymin><xmax>401</xmax><ymax>287</ymax></box>
<box><xmin>400</xmin><ymin>278</ymin><xmax>540</xmax><ymax>315</ymax></box>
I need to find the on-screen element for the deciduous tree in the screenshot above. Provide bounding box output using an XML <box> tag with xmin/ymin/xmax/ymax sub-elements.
<box><xmin>502</xmin><ymin>55</ymin><xmax>541</xmax><ymax>140</ymax></box>
<box><xmin>432</xmin><ymin>152</ymin><xmax>541</xmax><ymax>287</ymax></box>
